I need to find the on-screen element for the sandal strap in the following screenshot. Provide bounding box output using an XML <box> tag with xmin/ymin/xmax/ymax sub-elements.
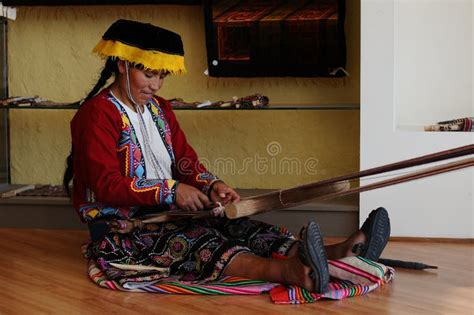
<box><xmin>352</xmin><ymin>242</ymin><xmax>366</xmax><ymax>255</ymax></box>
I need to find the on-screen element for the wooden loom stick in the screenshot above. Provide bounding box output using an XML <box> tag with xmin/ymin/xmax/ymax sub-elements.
<box><xmin>318</xmin><ymin>157</ymin><xmax>474</xmax><ymax>201</ymax></box>
<box><xmin>224</xmin><ymin>180</ymin><xmax>350</xmax><ymax>219</ymax></box>
<box><xmin>132</xmin><ymin>181</ymin><xmax>350</xmax><ymax>224</ymax></box>
<box><xmin>109</xmin><ymin>262</ymin><xmax>169</xmax><ymax>273</ymax></box>
<box><xmin>131</xmin><ymin>144</ymin><xmax>473</xmax><ymax>224</ymax></box>
<box><xmin>282</xmin><ymin>144</ymin><xmax>474</xmax><ymax>197</ymax></box>
<box><xmin>224</xmin><ymin>157</ymin><xmax>473</xmax><ymax>219</ymax></box>
<box><xmin>141</xmin><ymin>211</ymin><xmax>212</xmax><ymax>224</ymax></box>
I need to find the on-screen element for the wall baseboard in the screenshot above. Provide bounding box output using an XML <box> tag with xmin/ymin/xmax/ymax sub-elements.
<box><xmin>389</xmin><ymin>237</ymin><xmax>473</xmax><ymax>243</ymax></box>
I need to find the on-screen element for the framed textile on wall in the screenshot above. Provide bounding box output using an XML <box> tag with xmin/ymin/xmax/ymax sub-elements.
<box><xmin>204</xmin><ymin>0</ymin><xmax>347</xmax><ymax>77</ymax></box>
<box><xmin>3</xmin><ymin>0</ymin><xmax>201</xmax><ymax>4</ymax></box>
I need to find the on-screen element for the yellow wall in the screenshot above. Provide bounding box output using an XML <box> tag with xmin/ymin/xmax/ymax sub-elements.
<box><xmin>7</xmin><ymin>3</ymin><xmax>360</xmax><ymax>189</ymax></box>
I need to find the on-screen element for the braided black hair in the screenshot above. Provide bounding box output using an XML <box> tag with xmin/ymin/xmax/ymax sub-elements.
<box><xmin>83</xmin><ymin>58</ymin><xmax>118</xmax><ymax>103</ymax></box>
<box><xmin>63</xmin><ymin>57</ymin><xmax>118</xmax><ymax>196</ymax></box>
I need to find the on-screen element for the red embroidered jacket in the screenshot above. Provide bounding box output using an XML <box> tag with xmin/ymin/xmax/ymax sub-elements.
<box><xmin>71</xmin><ymin>89</ymin><xmax>218</xmax><ymax>222</ymax></box>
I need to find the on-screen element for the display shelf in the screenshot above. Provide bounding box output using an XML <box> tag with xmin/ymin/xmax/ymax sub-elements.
<box><xmin>0</xmin><ymin>104</ymin><xmax>79</xmax><ymax>110</ymax></box>
<box><xmin>173</xmin><ymin>104</ymin><xmax>360</xmax><ymax>110</ymax></box>
<box><xmin>0</xmin><ymin>103</ymin><xmax>360</xmax><ymax>110</ymax></box>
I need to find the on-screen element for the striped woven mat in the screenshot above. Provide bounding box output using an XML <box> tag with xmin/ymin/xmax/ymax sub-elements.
<box><xmin>87</xmin><ymin>256</ymin><xmax>394</xmax><ymax>304</ymax></box>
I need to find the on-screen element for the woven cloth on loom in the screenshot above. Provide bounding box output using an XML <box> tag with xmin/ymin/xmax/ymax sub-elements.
<box><xmin>86</xmin><ymin>255</ymin><xmax>394</xmax><ymax>304</ymax></box>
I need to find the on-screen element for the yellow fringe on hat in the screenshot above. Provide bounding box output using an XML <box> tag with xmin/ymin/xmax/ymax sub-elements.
<box><xmin>93</xmin><ymin>39</ymin><xmax>186</xmax><ymax>74</ymax></box>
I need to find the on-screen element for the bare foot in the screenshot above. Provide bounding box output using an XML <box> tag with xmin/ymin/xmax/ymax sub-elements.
<box><xmin>282</xmin><ymin>254</ymin><xmax>314</xmax><ymax>292</ymax></box>
<box><xmin>325</xmin><ymin>230</ymin><xmax>367</xmax><ymax>260</ymax></box>
<box><xmin>288</xmin><ymin>229</ymin><xmax>368</xmax><ymax>261</ymax></box>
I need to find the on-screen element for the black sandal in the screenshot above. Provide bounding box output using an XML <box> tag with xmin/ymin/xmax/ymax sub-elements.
<box><xmin>299</xmin><ymin>221</ymin><xmax>329</xmax><ymax>293</ymax></box>
<box><xmin>353</xmin><ymin>207</ymin><xmax>391</xmax><ymax>261</ymax></box>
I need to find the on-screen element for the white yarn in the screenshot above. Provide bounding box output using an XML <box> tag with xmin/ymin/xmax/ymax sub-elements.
<box><xmin>211</xmin><ymin>202</ymin><xmax>225</xmax><ymax>217</ymax></box>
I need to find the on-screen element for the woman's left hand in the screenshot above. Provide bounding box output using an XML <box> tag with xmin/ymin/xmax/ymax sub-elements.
<box><xmin>210</xmin><ymin>182</ymin><xmax>240</xmax><ymax>206</ymax></box>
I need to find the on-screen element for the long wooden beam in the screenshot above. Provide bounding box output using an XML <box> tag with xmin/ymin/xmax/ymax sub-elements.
<box><xmin>137</xmin><ymin>180</ymin><xmax>350</xmax><ymax>224</ymax></box>
<box><xmin>132</xmin><ymin>144</ymin><xmax>473</xmax><ymax>224</ymax></box>
<box><xmin>318</xmin><ymin>157</ymin><xmax>473</xmax><ymax>201</ymax></box>
<box><xmin>225</xmin><ymin>145</ymin><xmax>473</xmax><ymax>218</ymax></box>
<box><xmin>225</xmin><ymin>157</ymin><xmax>473</xmax><ymax>219</ymax></box>
<box><xmin>224</xmin><ymin>180</ymin><xmax>350</xmax><ymax>219</ymax></box>
<box><xmin>281</xmin><ymin>144</ymin><xmax>473</xmax><ymax>199</ymax></box>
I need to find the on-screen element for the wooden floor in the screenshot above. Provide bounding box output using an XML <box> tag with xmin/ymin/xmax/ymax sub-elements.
<box><xmin>1</xmin><ymin>229</ymin><xmax>472</xmax><ymax>314</ymax></box>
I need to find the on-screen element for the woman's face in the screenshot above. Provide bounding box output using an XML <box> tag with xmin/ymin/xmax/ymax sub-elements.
<box><xmin>118</xmin><ymin>61</ymin><xmax>168</xmax><ymax>105</ymax></box>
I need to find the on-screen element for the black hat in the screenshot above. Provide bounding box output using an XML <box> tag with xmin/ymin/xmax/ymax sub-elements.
<box><xmin>93</xmin><ymin>19</ymin><xmax>186</xmax><ymax>74</ymax></box>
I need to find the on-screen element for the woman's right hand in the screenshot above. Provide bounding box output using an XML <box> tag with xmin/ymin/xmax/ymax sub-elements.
<box><xmin>175</xmin><ymin>183</ymin><xmax>211</xmax><ymax>211</ymax></box>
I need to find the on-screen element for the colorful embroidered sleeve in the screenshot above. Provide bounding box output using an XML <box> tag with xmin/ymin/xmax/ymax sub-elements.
<box><xmin>158</xmin><ymin>97</ymin><xmax>220</xmax><ymax>194</ymax></box>
<box><xmin>72</xmin><ymin>96</ymin><xmax>177</xmax><ymax>212</ymax></box>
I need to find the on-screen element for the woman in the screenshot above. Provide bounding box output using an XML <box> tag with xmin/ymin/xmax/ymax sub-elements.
<box><xmin>64</xmin><ymin>19</ymin><xmax>390</xmax><ymax>294</ymax></box>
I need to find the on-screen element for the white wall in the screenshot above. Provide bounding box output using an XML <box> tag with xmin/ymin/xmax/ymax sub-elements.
<box><xmin>394</xmin><ymin>0</ymin><xmax>473</xmax><ymax>128</ymax></box>
<box><xmin>361</xmin><ymin>0</ymin><xmax>473</xmax><ymax>238</ymax></box>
